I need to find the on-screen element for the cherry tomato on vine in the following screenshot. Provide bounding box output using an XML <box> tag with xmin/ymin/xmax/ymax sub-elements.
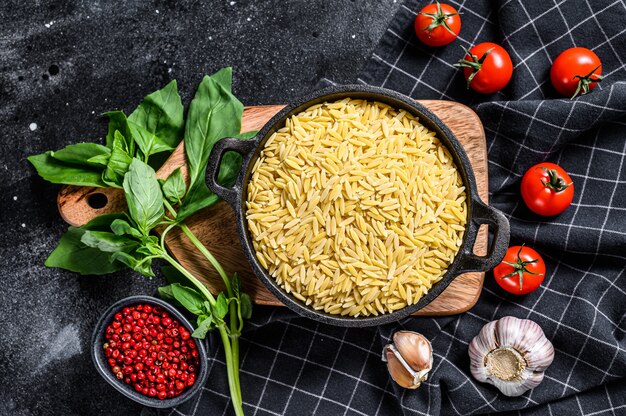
<box><xmin>455</xmin><ymin>42</ymin><xmax>513</xmax><ymax>94</ymax></box>
<box><xmin>493</xmin><ymin>245</ymin><xmax>545</xmax><ymax>295</ymax></box>
<box><xmin>414</xmin><ymin>2</ymin><xmax>461</xmax><ymax>47</ymax></box>
<box><xmin>521</xmin><ymin>162</ymin><xmax>574</xmax><ymax>216</ymax></box>
<box><xmin>550</xmin><ymin>47</ymin><xmax>603</xmax><ymax>99</ymax></box>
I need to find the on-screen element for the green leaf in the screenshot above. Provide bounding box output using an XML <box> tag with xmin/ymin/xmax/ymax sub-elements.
<box><xmin>171</xmin><ymin>283</ymin><xmax>205</xmax><ymax>315</ymax></box>
<box><xmin>161</xmin><ymin>168</ymin><xmax>186</xmax><ymax>204</ymax></box>
<box><xmin>28</xmin><ymin>152</ymin><xmax>107</xmax><ymax>187</ymax></box>
<box><xmin>217</xmin><ymin>151</ymin><xmax>243</xmax><ymax>189</ymax></box>
<box><xmin>123</xmin><ymin>158</ymin><xmax>164</xmax><ymax>234</ymax></box>
<box><xmin>197</xmin><ymin>314</ymin><xmax>209</xmax><ymax>326</ymax></box>
<box><xmin>128</xmin><ymin>79</ymin><xmax>184</xmax><ymax>149</ymax></box>
<box><xmin>102</xmin><ymin>131</ymin><xmax>133</xmax><ymax>188</ymax></box>
<box><xmin>177</xmin><ymin>68</ymin><xmax>245</xmax><ymax>221</ymax></box>
<box><xmin>87</xmin><ymin>154</ymin><xmax>111</xmax><ymax>167</ymax></box>
<box><xmin>110</xmin><ymin>219</ymin><xmax>143</xmax><ymax>239</ymax></box>
<box><xmin>129</xmin><ymin>121</ymin><xmax>175</xmax><ymax>160</ymax></box>
<box><xmin>104</xmin><ymin>111</ymin><xmax>134</xmax><ymax>152</ymax></box>
<box><xmin>50</xmin><ymin>143</ymin><xmax>111</xmax><ymax>168</ymax></box>
<box><xmin>240</xmin><ymin>293</ymin><xmax>252</xmax><ymax>320</ymax></box>
<box><xmin>211</xmin><ymin>68</ymin><xmax>233</xmax><ymax>90</ymax></box>
<box><xmin>160</xmin><ymin>265</ymin><xmax>188</xmax><ymax>286</ymax></box>
<box><xmin>234</xmin><ymin>130</ymin><xmax>258</xmax><ymax>140</ymax></box>
<box><xmin>80</xmin><ymin>230</ymin><xmax>139</xmax><ymax>252</ymax></box>
<box><xmin>44</xmin><ymin>214</ymin><xmax>127</xmax><ymax>275</ymax></box>
<box><xmin>85</xmin><ymin>214</ymin><xmax>128</xmax><ymax>230</ymax></box>
<box><xmin>214</xmin><ymin>292</ymin><xmax>228</xmax><ymax>320</ymax></box>
<box><xmin>192</xmin><ymin>316</ymin><xmax>214</xmax><ymax>338</ymax></box>
<box><xmin>111</xmin><ymin>251</ymin><xmax>155</xmax><ymax>277</ymax></box>
<box><xmin>231</xmin><ymin>273</ymin><xmax>241</xmax><ymax>299</ymax></box>
<box><xmin>158</xmin><ymin>285</ymin><xmax>180</xmax><ymax>305</ymax></box>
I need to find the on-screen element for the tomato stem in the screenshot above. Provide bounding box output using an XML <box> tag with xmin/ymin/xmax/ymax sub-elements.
<box><xmin>419</xmin><ymin>1</ymin><xmax>461</xmax><ymax>37</ymax></box>
<box><xmin>540</xmin><ymin>168</ymin><xmax>571</xmax><ymax>192</ymax></box>
<box><xmin>500</xmin><ymin>245</ymin><xmax>543</xmax><ymax>292</ymax></box>
<box><xmin>571</xmin><ymin>64</ymin><xmax>603</xmax><ymax>99</ymax></box>
<box><xmin>454</xmin><ymin>46</ymin><xmax>495</xmax><ymax>89</ymax></box>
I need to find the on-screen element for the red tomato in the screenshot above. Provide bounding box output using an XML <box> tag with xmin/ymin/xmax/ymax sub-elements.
<box><xmin>414</xmin><ymin>2</ymin><xmax>461</xmax><ymax>47</ymax></box>
<box><xmin>521</xmin><ymin>162</ymin><xmax>574</xmax><ymax>216</ymax></box>
<box><xmin>550</xmin><ymin>47</ymin><xmax>603</xmax><ymax>98</ymax></box>
<box><xmin>493</xmin><ymin>246</ymin><xmax>545</xmax><ymax>295</ymax></box>
<box><xmin>455</xmin><ymin>42</ymin><xmax>513</xmax><ymax>94</ymax></box>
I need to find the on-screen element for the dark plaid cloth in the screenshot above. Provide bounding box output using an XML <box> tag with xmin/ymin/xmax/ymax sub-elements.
<box><xmin>163</xmin><ymin>1</ymin><xmax>626</xmax><ymax>415</ymax></box>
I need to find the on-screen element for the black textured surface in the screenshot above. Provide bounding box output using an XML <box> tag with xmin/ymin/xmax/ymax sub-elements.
<box><xmin>0</xmin><ymin>1</ymin><xmax>399</xmax><ymax>415</ymax></box>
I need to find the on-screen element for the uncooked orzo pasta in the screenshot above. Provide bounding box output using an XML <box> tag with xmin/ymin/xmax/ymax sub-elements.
<box><xmin>246</xmin><ymin>98</ymin><xmax>467</xmax><ymax>317</ymax></box>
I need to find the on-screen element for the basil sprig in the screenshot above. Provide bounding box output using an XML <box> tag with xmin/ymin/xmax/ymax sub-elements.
<box><xmin>30</xmin><ymin>69</ymin><xmax>255</xmax><ymax>416</ymax></box>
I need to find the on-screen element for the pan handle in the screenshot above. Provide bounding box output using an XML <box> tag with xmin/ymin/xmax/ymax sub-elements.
<box><xmin>456</xmin><ymin>200</ymin><xmax>510</xmax><ymax>273</ymax></box>
<box><xmin>206</xmin><ymin>137</ymin><xmax>258</xmax><ymax>208</ymax></box>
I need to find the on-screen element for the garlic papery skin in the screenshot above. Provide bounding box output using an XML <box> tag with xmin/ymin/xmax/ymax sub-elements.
<box><xmin>469</xmin><ymin>316</ymin><xmax>554</xmax><ymax>397</ymax></box>
<box><xmin>382</xmin><ymin>331</ymin><xmax>433</xmax><ymax>389</ymax></box>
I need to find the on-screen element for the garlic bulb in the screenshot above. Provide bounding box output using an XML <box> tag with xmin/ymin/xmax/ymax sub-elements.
<box><xmin>469</xmin><ymin>316</ymin><xmax>554</xmax><ymax>397</ymax></box>
<box><xmin>382</xmin><ymin>331</ymin><xmax>433</xmax><ymax>389</ymax></box>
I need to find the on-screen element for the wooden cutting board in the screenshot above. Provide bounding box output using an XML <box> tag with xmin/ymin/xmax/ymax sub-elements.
<box><xmin>57</xmin><ymin>101</ymin><xmax>488</xmax><ymax>316</ymax></box>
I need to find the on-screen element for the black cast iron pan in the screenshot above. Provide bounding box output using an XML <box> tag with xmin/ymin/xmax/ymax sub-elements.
<box><xmin>205</xmin><ymin>85</ymin><xmax>509</xmax><ymax>327</ymax></box>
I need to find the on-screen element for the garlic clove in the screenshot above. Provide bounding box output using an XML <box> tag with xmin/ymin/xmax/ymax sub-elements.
<box><xmin>471</xmin><ymin>320</ymin><xmax>498</xmax><ymax>355</ymax></box>
<box><xmin>496</xmin><ymin>317</ymin><xmax>542</xmax><ymax>351</ymax></box>
<box><xmin>468</xmin><ymin>316</ymin><xmax>554</xmax><ymax>397</ymax></box>
<box><xmin>393</xmin><ymin>331</ymin><xmax>433</xmax><ymax>373</ymax></box>
<box><xmin>382</xmin><ymin>331</ymin><xmax>433</xmax><ymax>389</ymax></box>
<box><xmin>491</xmin><ymin>368</ymin><xmax>546</xmax><ymax>397</ymax></box>
<box><xmin>384</xmin><ymin>345</ymin><xmax>422</xmax><ymax>389</ymax></box>
<box><xmin>524</xmin><ymin>336</ymin><xmax>555</xmax><ymax>371</ymax></box>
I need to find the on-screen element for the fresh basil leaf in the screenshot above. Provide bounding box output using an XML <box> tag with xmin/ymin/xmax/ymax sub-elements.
<box><xmin>217</xmin><ymin>151</ymin><xmax>244</xmax><ymax>188</ymax></box>
<box><xmin>86</xmin><ymin>154</ymin><xmax>111</xmax><ymax>168</ymax></box>
<box><xmin>158</xmin><ymin>285</ymin><xmax>180</xmax><ymax>305</ymax></box>
<box><xmin>104</xmin><ymin>111</ymin><xmax>134</xmax><ymax>152</ymax></box>
<box><xmin>110</xmin><ymin>219</ymin><xmax>143</xmax><ymax>238</ymax></box>
<box><xmin>102</xmin><ymin>131</ymin><xmax>133</xmax><ymax>188</ymax></box>
<box><xmin>192</xmin><ymin>316</ymin><xmax>214</xmax><ymax>338</ymax></box>
<box><xmin>136</xmin><ymin>243</ymin><xmax>162</xmax><ymax>256</ymax></box>
<box><xmin>80</xmin><ymin>230</ymin><xmax>139</xmax><ymax>252</ymax></box>
<box><xmin>45</xmin><ymin>227</ymin><xmax>124</xmax><ymax>274</ymax></box>
<box><xmin>129</xmin><ymin>121</ymin><xmax>175</xmax><ymax>160</ymax></box>
<box><xmin>197</xmin><ymin>314</ymin><xmax>209</xmax><ymax>327</ymax></box>
<box><xmin>161</xmin><ymin>168</ymin><xmax>186</xmax><ymax>204</ymax></box>
<box><xmin>210</xmin><ymin>68</ymin><xmax>233</xmax><ymax>90</ymax></box>
<box><xmin>111</xmin><ymin>251</ymin><xmax>155</xmax><ymax>277</ymax></box>
<box><xmin>160</xmin><ymin>265</ymin><xmax>188</xmax><ymax>286</ymax></box>
<box><xmin>44</xmin><ymin>214</ymin><xmax>126</xmax><ymax>275</ymax></box>
<box><xmin>128</xmin><ymin>79</ymin><xmax>184</xmax><ymax>149</ymax></box>
<box><xmin>177</xmin><ymin>68</ymin><xmax>245</xmax><ymax>221</ymax></box>
<box><xmin>50</xmin><ymin>143</ymin><xmax>111</xmax><ymax>168</ymax></box>
<box><xmin>240</xmin><ymin>293</ymin><xmax>252</xmax><ymax>320</ymax></box>
<box><xmin>123</xmin><ymin>158</ymin><xmax>164</xmax><ymax>234</ymax></box>
<box><xmin>84</xmin><ymin>214</ymin><xmax>128</xmax><ymax>230</ymax></box>
<box><xmin>28</xmin><ymin>152</ymin><xmax>107</xmax><ymax>187</ymax></box>
<box><xmin>171</xmin><ymin>283</ymin><xmax>205</xmax><ymax>316</ymax></box>
<box><xmin>214</xmin><ymin>292</ymin><xmax>228</xmax><ymax>320</ymax></box>
<box><xmin>234</xmin><ymin>130</ymin><xmax>258</xmax><ymax>140</ymax></box>
<box><xmin>231</xmin><ymin>273</ymin><xmax>241</xmax><ymax>299</ymax></box>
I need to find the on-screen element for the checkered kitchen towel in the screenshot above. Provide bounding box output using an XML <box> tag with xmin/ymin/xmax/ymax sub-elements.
<box><xmin>162</xmin><ymin>1</ymin><xmax>626</xmax><ymax>415</ymax></box>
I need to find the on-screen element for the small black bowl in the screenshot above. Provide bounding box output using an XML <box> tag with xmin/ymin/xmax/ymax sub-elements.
<box><xmin>91</xmin><ymin>295</ymin><xmax>208</xmax><ymax>408</ymax></box>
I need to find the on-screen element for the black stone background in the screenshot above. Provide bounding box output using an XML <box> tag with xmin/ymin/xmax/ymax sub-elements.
<box><xmin>0</xmin><ymin>1</ymin><xmax>400</xmax><ymax>415</ymax></box>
